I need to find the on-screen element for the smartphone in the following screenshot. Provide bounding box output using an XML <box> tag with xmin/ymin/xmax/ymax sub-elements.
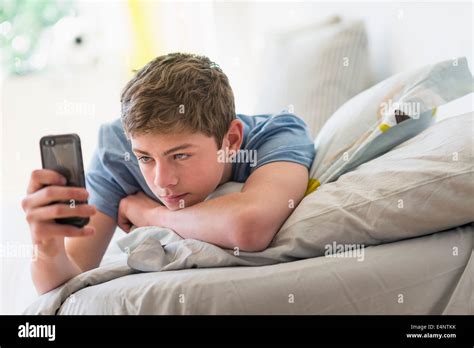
<box><xmin>40</xmin><ymin>133</ymin><xmax>89</xmax><ymax>227</ymax></box>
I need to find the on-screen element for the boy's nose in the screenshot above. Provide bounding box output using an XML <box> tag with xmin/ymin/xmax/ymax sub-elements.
<box><xmin>154</xmin><ymin>163</ymin><xmax>178</xmax><ymax>189</ymax></box>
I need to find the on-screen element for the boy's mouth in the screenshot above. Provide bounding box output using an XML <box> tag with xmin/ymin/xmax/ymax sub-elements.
<box><xmin>160</xmin><ymin>193</ymin><xmax>188</xmax><ymax>204</ymax></box>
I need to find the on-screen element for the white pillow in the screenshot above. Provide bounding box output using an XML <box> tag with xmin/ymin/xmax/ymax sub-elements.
<box><xmin>306</xmin><ymin>57</ymin><xmax>473</xmax><ymax>195</ymax></box>
<box><xmin>253</xmin><ymin>17</ymin><xmax>372</xmax><ymax>138</ymax></box>
<box><xmin>281</xmin><ymin>112</ymin><xmax>474</xmax><ymax>255</ymax></box>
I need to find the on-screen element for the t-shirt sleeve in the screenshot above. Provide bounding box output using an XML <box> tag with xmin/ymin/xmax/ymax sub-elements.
<box><xmin>249</xmin><ymin>113</ymin><xmax>316</xmax><ymax>173</ymax></box>
<box><xmin>85</xmin><ymin>123</ymin><xmax>142</xmax><ymax>221</ymax></box>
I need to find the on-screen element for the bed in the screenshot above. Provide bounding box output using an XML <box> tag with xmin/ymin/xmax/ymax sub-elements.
<box><xmin>24</xmin><ymin>223</ymin><xmax>473</xmax><ymax>315</ymax></box>
<box><xmin>24</xmin><ymin>111</ymin><xmax>474</xmax><ymax>315</ymax></box>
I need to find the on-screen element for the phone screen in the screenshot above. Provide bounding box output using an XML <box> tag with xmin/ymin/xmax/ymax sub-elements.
<box><xmin>40</xmin><ymin>134</ymin><xmax>88</xmax><ymax>227</ymax></box>
<box><xmin>41</xmin><ymin>135</ymin><xmax>84</xmax><ymax>187</ymax></box>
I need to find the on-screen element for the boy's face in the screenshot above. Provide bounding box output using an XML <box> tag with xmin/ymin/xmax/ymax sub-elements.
<box><xmin>130</xmin><ymin>130</ymin><xmax>229</xmax><ymax>210</ymax></box>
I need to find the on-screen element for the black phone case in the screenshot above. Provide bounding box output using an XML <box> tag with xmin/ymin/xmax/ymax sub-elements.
<box><xmin>39</xmin><ymin>134</ymin><xmax>89</xmax><ymax>228</ymax></box>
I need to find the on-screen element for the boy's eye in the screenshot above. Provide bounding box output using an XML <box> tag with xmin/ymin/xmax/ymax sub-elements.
<box><xmin>137</xmin><ymin>156</ymin><xmax>152</xmax><ymax>163</ymax></box>
<box><xmin>173</xmin><ymin>153</ymin><xmax>190</xmax><ymax>160</ymax></box>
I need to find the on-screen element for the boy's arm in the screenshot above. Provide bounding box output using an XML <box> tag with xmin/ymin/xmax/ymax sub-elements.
<box><xmin>65</xmin><ymin>210</ymin><xmax>117</xmax><ymax>271</ymax></box>
<box><xmin>140</xmin><ymin>161</ymin><xmax>308</xmax><ymax>252</ymax></box>
<box><xmin>23</xmin><ymin>169</ymin><xmax>117</xmax><ymax>295</ymax></box>
<box><xmin>31</xmin><ymin>211</ymin><xmax>116</xmax><ymax>295</ymax></box>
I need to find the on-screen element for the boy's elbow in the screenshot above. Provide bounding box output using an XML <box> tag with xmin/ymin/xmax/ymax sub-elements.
<box><xmin>233</xmin><ymin>231</ymin><xmax>270</xmax><ymax>252</ymax></box>
<box><xmin>231</xmin><ymin>213</ymin><xmax>273</xmax><ymax>252</ymax></box>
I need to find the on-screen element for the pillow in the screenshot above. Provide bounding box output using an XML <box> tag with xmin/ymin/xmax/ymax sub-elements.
<box><xmin>279</xmin><ymin>112</ymin><xmax>473</xmax><ymax>257</ymax></box>
<box><xmin>305</xmin><ymin>57</ymin><xmax>473</xmax><ymax>195</ymax></box>
<box><xmin>117</xmin><ymin>112</ymin><xmax>473</xmax><ymax>271</ymax></box>
<box><xmin>205</xmin><ymin>182</ymin><xmax>244</xmax><ymax>200</ymax></box>
<box><xmin>253</xmin><ymin>17</ymin><xmax>372</xmax><ymax>138</ymax></box>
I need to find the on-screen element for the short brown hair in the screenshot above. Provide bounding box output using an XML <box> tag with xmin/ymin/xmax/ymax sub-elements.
<box><xmin>121</xmin><ymin>52</ymin><xmax>235</xmax><ymax>147</ymax></box>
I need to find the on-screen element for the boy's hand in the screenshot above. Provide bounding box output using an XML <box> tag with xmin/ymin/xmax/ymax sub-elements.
<box><xmin>22</xmin><ymin>169</ymin><xmax>97</xmax><ymax>260</ymax></box>
<box><xmin>118</xmin><ymin>191</ymin><xmax>163</xmax><ymax>233</ymax></box>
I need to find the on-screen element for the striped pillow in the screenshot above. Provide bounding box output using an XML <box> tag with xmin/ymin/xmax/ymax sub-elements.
<box><xmin>254</xmin><ymin>17</ymin><xmax>372</xmax><ymax>138</ymax></box>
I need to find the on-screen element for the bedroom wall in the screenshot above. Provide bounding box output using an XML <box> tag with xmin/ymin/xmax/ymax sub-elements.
<box><xmin>1</xmin><ymin>1</ymin><xmax>472</xmax><ymax>314</ymax></box>
<box><xmin>216</xmin><ymin>1</ymin><xmax>473</xmax><ymax>113</ymax></box>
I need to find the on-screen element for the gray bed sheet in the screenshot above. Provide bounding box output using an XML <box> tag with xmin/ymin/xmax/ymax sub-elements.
<box><xmin>24</xmin><ymin>223</ymin><xmax>473</xmax><ymax>315</ymax></box>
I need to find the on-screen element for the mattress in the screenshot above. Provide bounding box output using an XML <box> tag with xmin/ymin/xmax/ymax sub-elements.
<box><xmin>23</xmin><ymin>223</ymin><xmax>473</xmax><ymax>315</ymax></box>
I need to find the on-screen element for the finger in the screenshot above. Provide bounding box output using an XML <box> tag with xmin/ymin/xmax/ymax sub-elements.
<box><xmin>27</xmin><ymin>169</ymin><xmax>67</xmax><ymax>194</ymax></box>
<box><xmin>119</xmin><ymin>221</ymin><xmax>132</xmax><ymax>233</ymax></box>
<box><xmin>32</xmin><ymin>223</ymin><xmax>95</xmax><ymax>243</ymax></box>
<box><xmin>117</xmin><ymin>205</ymin><xmax>131</xmax><ymax>233</ymax></box>
<box><xmin>25</xmin><ymin>186</ymin><xmax>89</xmax><ymax>210</ymax></box>
<box><xmin>27</xmin><ymin>203</ymin><xmax>96</xmax><ymax>223</ymax></box>
<box><xmin>117</xmin><ymin>216</ymin><xmax>132</xmax><ymax>233</ymax></box>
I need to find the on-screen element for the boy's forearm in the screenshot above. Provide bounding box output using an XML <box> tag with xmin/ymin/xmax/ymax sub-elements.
<box><xmin>150</xmin><ymin>192</ymin><xmax>249</xmax><ymax>250</ymax></box>
<box><xmin>31</xmin><ymin>249</ymin><xmax>82</xmax><ymax>295</ymax></box>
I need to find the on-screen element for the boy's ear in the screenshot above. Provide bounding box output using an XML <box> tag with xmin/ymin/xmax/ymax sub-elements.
<box><xmin>224</xmin><ymin>119</ymin><xmax>244</xmax><ymax>151</ymax></box>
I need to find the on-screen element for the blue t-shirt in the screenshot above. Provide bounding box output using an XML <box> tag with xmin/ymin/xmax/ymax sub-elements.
<box><xmin>86</xmin><ymin>112</ymin><xmax>316</xmax><ymax>221</ymax></box>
